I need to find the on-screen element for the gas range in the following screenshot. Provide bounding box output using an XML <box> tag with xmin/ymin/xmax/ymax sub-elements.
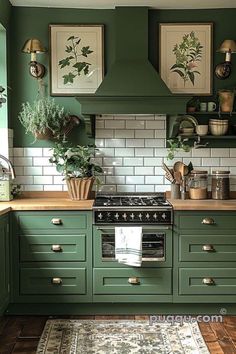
<box><xmin>93</xmin><ymin>193</ymin><xmax>172</xmax><ymax>225</ymax></box>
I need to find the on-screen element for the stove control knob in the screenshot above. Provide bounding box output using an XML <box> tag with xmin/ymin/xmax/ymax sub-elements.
<box><xmin>98</xmin><ymin>212</ymin><xmax>103</xmax><ymax>220</ymax></box>
<box><xmin>145</xmin><ymin>213</ymin><xmax>150</xmax><ymax>220</ymax></box>
<box><xmin>138</xmin><ymin>213</ymin><xmax>143</xmax><ymax>220</ymax></box>
<box><xmin>162</xmin><ymin>213</ymin><xmax>167</xmax><ymax>220</ymax></box>
<box><xmin>130</xmin><ymin>213</ymin><xmax>135</xmax><ymax>220</ymax></box>
<box><xmin>122</xmin><ymin>213</ymin><xmax>127</xmax><ymax>220</ymax></box>
<box><xmin>115</xmin><ymin>212</ymin><xmax>119</xmax><ymax>220</ymax></box>
<box><xmin>153</xmin><ymin>213</ymin><xmax>158</xmax><ymax>220</ymax></box>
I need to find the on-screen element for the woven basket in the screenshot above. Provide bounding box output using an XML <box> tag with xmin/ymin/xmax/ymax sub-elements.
<box><xmin>66</xmin><ymin>177</ymin><xmax>95</xmax><ymax>200</ymax></box>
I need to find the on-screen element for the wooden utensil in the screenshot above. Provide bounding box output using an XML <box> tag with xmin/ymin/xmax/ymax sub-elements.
<box><xmin>174</xmin><ymin>171</ymin><xmax>182</xmax><ymax>184</ymax></box>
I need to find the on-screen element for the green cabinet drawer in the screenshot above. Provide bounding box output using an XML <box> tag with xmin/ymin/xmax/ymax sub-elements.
<box><xmin>20</xmin><ymin>267</ymin><xmax>86</xmax><ymax>295</ymax></box>
<box><xmin>16</xmin><ymin>212</ymin><xmax>89</xmax><ymax>233</ymax></box>
<box><xmin>20</xmin><ymin>235</ymin><xmax>86</xmax><ymax>262</ymax></box>
<box><xmin>179</xmin><ymin>234</ymin><xmax>236</xmax><ymax>262</ymax></box>
<box><xmin>93</xmin><ymin>268</ymin><xmax>172</xmax><ymax>295</ymax></box>
<box><xmin>178</xmin><ymin>213</ymin><xmax>236</xmax><ymax>230</ymax></box>
<box><xmin>179</xmin><ymin>268</ymin><xmax>236</xmax><ymax>295</ymax></box>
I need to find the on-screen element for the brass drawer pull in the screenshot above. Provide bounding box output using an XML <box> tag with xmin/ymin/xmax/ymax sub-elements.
<box><xmin>201</xmin><ymin>217</ymin><xmax>215</xmax><ymax>225</ymax></box>
<box><xmin>51</xmin><ymin>277</ymin><xmax>62</xmax><ymax>285</ymax></box>
<box><xmin>202</xmin><ymin>244</ymin><xmax>215</xmax><ymax>252</ymax></box>
<box><xmin>202</xmin><ymin>277</ymin><xmax>215</xmax><ymax>285</ymax></box>
<box><xmin>51</xmin><ymin>244</ymin><xmax>63</xmax><ymax>252</ymax></box>
<box><xmin>128</xmin><ymin>277</ymin><xmax>140</xmax><ymax>285</ymax></box>
<box><xmin>51</xmin><ymin>218</ymin><xmax>62</xmax><ymax>225</ymax></box>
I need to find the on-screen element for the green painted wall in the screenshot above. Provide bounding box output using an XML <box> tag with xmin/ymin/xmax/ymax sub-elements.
<box><xmin>9</xmin><ymin>6</ymin><xmax>236</xmax><ymax>147</ymax></box>
<box><xmin>0</xmin><ymin>0</ymin><xmax>11</xmax><ymax>129</ymax></box>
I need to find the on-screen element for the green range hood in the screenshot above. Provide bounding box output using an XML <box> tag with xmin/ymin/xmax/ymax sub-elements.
<box><xmin>76</xmin><ymin>7</ymin><xmax>187</xmax><ymax>115</ymax></box>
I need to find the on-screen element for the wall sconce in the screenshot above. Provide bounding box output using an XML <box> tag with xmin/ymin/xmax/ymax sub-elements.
<box><xmin>215</xmin><ymin>39</ymin><xmax>236</xmax><ymax>79</ymax></box>
<box><xmin>21</xmin><ymin>38</ymin><xmax>46</xmax><ymax>79</ymax></box>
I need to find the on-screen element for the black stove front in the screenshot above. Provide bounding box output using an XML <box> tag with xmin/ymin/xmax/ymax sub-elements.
<box><xmin>93</xmin><ymin>193</ymin><xmax>172</xmax><ymax>225</ymax></box>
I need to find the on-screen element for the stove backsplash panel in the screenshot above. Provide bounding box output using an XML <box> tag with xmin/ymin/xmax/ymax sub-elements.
<box><xmin>10</xmin><ymin>114</ymin><xmax>236</xmax><ymax>192</ymax></box>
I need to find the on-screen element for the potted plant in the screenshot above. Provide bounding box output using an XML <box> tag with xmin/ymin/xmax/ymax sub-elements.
<box><xmin>186</xmin><ymin>97</ymin><xmax>200</xmax><ymax>113</ymax></box>
<box><xmin>49</xmin><ymin>142</ymin><xmax>103</xmax><ymax>200</ymax></box>
<box><xmin>18</xmin><ymin>97</ymin><xmax>80</xmax><ymax>141</ymax></box>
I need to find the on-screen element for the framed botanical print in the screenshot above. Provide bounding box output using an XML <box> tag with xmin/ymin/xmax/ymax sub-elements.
<box><xmin>159</xmin><ymin>23</ymin><xmax>213</xmax><ymax>95</ymax></box>
<box><xmin>50</xmin><ymin>24</ymin><xmax>104</xmax><ymax>96</ymax></box>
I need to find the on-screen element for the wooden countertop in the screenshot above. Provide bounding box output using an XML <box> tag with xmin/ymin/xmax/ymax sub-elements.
<box><xmin>169</xmin><ymin>198</ymin><xmax>236</xmax><ymax>210</ymax></box>
<box><xmin>1</xmin><ymin>191</ymin><xmax>236</xmax><ymax>216</ymax></box>
<box><xmin>0</xmin><ymin>194</ymin><xmax>94</xmax><ymax>216</ymax></box>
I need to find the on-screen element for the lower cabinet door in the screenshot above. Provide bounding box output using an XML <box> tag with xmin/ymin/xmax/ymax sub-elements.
<box><xmin>93</xmin><ymin>268</ymin><xmax>172</xmax><ymax>295</ymax></box>
<box><xmin>179</xmin><ymin>268</ymin><xmax>236</xmax><ymax>295</ymax></box>
<box><xmin>20</xmin><ymin>267</ymin><xmax>86</xmax><ymax>295</ymax></box>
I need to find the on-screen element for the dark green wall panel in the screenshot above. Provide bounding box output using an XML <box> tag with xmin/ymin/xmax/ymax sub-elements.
<box><xmin>0</xmin><ymin>0</ymin><xmax>11</xmax><ymax>29</ymax></box>
<box><xmin>9</xmin><ymin>6</ymin><xmax>236</xmax><ymax>146</ymax></box>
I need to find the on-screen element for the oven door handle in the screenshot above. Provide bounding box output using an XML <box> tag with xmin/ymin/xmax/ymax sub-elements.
<box><xmin>96</xmin><ymin>226</ymin><xmax>172</xmax><ymax>230</ymax></box>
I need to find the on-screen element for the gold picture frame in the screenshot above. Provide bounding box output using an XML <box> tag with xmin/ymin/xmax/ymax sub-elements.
<box><xmin>49</xmin><ymin>24</ymin><xmax>104</xmax><ymax>96</ymax></box>
<box><xmin>159</xmin><ymin>23</ymin><xmax>213</xmax><ymax>95</ymax></box>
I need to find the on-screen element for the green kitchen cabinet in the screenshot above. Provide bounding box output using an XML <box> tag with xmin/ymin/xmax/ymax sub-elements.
<box><xmin>10</xmin><ymin>211</ymin><xmax>92</xmax><ymax>303</ymax></box>
<box><xmin>0</xmin><ymin>214</ymin><xmax>10</xmax><ymax>314</ymax></box>
<box><xmin>174</xmin><ymin>211</ymin><xmax>236</xmax><ymax>303</ymax></box>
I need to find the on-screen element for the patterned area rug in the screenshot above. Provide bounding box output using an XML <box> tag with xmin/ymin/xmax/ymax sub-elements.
<box><xmin>36</xmin><ymin>319</ymin><xmax>209</xmax><ymax>354</ymax></box>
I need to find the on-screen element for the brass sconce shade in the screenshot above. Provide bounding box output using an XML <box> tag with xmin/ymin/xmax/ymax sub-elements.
<box><xmin>22</xmin><ymin>38</ymin><xmax>46</xmax><ymax>79</ymax></box>
<box><xmin>215</xmin><ymin>39</ymin><xmax>236</xmax><ymax>80</ymax></box>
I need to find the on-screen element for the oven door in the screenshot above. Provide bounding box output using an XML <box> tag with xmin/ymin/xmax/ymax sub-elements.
<box><xmin>93</xmin><ymin>225</ymin><xmax>172</xmax><ymax>268</ymax></box>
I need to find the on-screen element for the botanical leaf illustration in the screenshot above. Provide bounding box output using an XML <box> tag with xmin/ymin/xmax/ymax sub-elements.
<box><xmin>58</xmin><ymin>36</ymin><xmax>94</xmax><ymax>85</ymax></box>
<box><xmin>170</xmin><ymin>31</ymin><xmax>203</xmax><ymax>86</ymax></box>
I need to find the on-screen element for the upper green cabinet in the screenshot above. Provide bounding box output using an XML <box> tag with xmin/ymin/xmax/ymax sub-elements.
<box><xmin>0</xmin><ymin>214</ymin><xmax>9</xmax><ymax>314</ymax></box>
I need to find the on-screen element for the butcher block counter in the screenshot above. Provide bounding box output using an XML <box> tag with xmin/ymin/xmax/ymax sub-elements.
<box><xmin>2</xmin><ymin>191</ymin><xmax>236</xmax><ymax>216</ymax></box>
<box><xmin>0</xmin><ymin>192</ymin><xmax>94</xmax><ymax>216</ymax></box>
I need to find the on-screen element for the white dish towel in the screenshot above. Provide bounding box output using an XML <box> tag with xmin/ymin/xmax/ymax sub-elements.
<box><xmin>115</xmin><ymin>226</ymin><xmax>142</xmax><ymax>267</ymax></box>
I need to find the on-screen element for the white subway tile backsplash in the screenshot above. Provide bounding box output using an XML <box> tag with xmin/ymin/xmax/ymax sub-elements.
<box><xmin>117</xmin><ymin>185</ymin><xmax>135</xmax><ymax>192</ymax></box>
<box><xmin>105</xmin><ymin>139</ymin><xmax>125</xmax><ymax>148</ymax></box>
<box><xmin>135</xmin><ymin>130</ymin><xmax>154</xmax><ymax>138</ymax></box>
<box><xmin>43</xmin><ymin>166</ymin><xmax>60</xmax><ymax>175</ymax></box>
<box><xmin>126</xmin><ymin>120</ymin><xmax>145</xmax><ymax>129</ymax></box>
<box><xmin>115</xmin><ymin>130</ymin><xmax>134</xmax><ymax>138</ymax></box>
<box><xmin>135</xmin><ymin>148</ymin><xmax>154</xmax><ymax>157</ymax></box>
<box><xmin>105</xmin><ymin>120</ymin><xmax>125</xmax><ymax>129</ymax></box>
<box><xmin>126</xmin><ymin>139</ymin><xmax>144</xmax><ymax>147</ymax></box>
<box><xmin>123</xmin><ymin>158</ymin><xmax>143</xmax><ymax>166</ymax></box>
<box><xmin>115</xmin><ymin>166</ymin><xmax>134</xmax><ymax>175</ymax></box>
<box><xmin>24</xmin><ymin>166</ymin><xmax>43</xmax><ymax>176</ymax></box>
<box><xmin>135</xmin><ymin>167</ymin><xmax>154</xmax><ymax>175</ymax></box>
<box><xmin>11</xmin><ymin>114</ymin><xmax>236</xmax><ymax>193</ymax></box>
<box><xmin>144</xmin><ymin>158</ymin><xmax>162</xmax><ymax>166</ymax></box>
<box><xmin>126</xmin><ymin>176</ymin><xmax>144</xmax><ymax>184</ymax></box>
<box><xmin>24</xmin><ymin>148</ymin><xmax>43</xmax><ymax>156</ymax></box>
<box><xmin>136</xmin><ymin>185</ymin><xmax>154</xmax><ymax>192</ymax></box>
<box><xmin>34</xmin><ymin>176</ymin><xmax>53</xmax><ymax>185</ymax></box>
<box><xmin>14</xmin><ymin>157</ymin><xmax>32</xmax><ymax>166</ymax></box>
<box><xmin>145</xmin><ymin>139</ymin><xmax>165</xmax><ymax>148</ymax></box>
<box><xmin>115</xmin><ymin>148</ymin><xmax>134</xmax><ymax>157</ymax></box>
<box><xmin>103</xmin><ymin>157</ymin><xmax>123</xmax><ymax>166</ymax></box>
<box><xmin>33</xmin><ymin>157</ymin><xmax>51</xmax><ymax>166</ymax></box>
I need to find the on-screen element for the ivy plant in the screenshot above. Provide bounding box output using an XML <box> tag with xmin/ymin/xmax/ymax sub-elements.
<box><xmin>59</xmin><ymin>36</ymin><xmax>93</xmax><ymax>85</ymax></box>
<box><xmin>166</xmin><ymin>138</ymin><xmax>191</xmax><ymax>160</ymax></box>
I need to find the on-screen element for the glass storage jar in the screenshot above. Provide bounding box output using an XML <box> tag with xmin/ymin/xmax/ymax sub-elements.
<box><xmin>188</xmin><ymin>170</ymin><xmax>208</xmax><ymax>199</ymax></box>
<box><xmin>211</xmin><ymin>170</ymin><xmax>230</xmax><ymax>200</ymax></box>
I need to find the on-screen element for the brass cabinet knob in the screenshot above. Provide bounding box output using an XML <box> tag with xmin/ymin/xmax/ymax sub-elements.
<box><xmin>51</xmin><ymin>277</ymin><xmax>62</xmax><ymax>285</ymax></box>
<box><xmin>51</xmin><ymin>244</ymin><xmax>63</xmax><ymax>252</ymax></box>
<box><xmin>128</xmin><ymin>277</ymin><xmax>140</xmax><ymax>285</ymax></box>
<box><xmin>201</xmin><ymin>217</ymin><xmax>215</xmax><ymax>225</ymax></box>
<box><xmin>202</xmin><ymin>277</ymin><xmax>215</xmax><ymax>285</ymax></box>
<box><xmin>202</xmin><ymin>244</ymin><xmax>215</xmax><ymax>252</ymax></box>
<box><xmin>51</xmin><ymin>218</ymin><xmax>62</xmax><ymax>225</ymax></box>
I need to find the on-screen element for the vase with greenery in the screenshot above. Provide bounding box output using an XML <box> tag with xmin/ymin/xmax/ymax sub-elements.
<box><xmin>186</xmin><ymin>96</ymin><xmax>200</xmax><ymax>112</ymax></box>
<box><xmin>49</xmin><ymin>142</ymin><xmax>103</xmax><ymax>200</ymax></box>
<box><xmin>18</xmin><ymin>97</ymin><xmax>79</xmax><ymax>141</ymax></box>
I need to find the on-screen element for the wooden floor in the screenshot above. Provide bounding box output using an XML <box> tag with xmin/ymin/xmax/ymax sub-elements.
<box><xmin>0</xmin><ymin>315</ymin><xmax>236</xmax><ymax>353</ymax></box>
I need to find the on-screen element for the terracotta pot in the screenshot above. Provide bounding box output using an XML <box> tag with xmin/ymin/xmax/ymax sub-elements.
<box><xmin>66</xmin><ymin>177</ymin><xmax>95</xmax><ymax>200</ymax></box>
<box><xmin>219</xmin><ymin>90</ymin><xmax>235</xmax><ymax>112</ymax></box>
<box><xmin>35</xmin><ymin>128</ymin><xmax>54</xmax><ymax>140</ymax></box>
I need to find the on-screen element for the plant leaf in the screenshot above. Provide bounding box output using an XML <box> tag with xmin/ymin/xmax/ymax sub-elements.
<box><xmin>81</xmin><ymin>46</ymin><xmax>93</xmax><ymax>57</ymax></box>
<box><xmin>188</xmin><ymin>71</ymin><xmax>195</xmax><ymax>85</ymax></box>
<box><xmin>63</xmin><ymin>72</ymin><xmax>76</xmax><ymax>84</ymax></box>
<box><xmin>58</xmin><ymin>57</ymin><xmax>73</xmax><ymax>68</ymax></box>
<box><xmin>172</xmin><ymin>69</ymin><xmax>185</xmax><ymax>78</ymax></box>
